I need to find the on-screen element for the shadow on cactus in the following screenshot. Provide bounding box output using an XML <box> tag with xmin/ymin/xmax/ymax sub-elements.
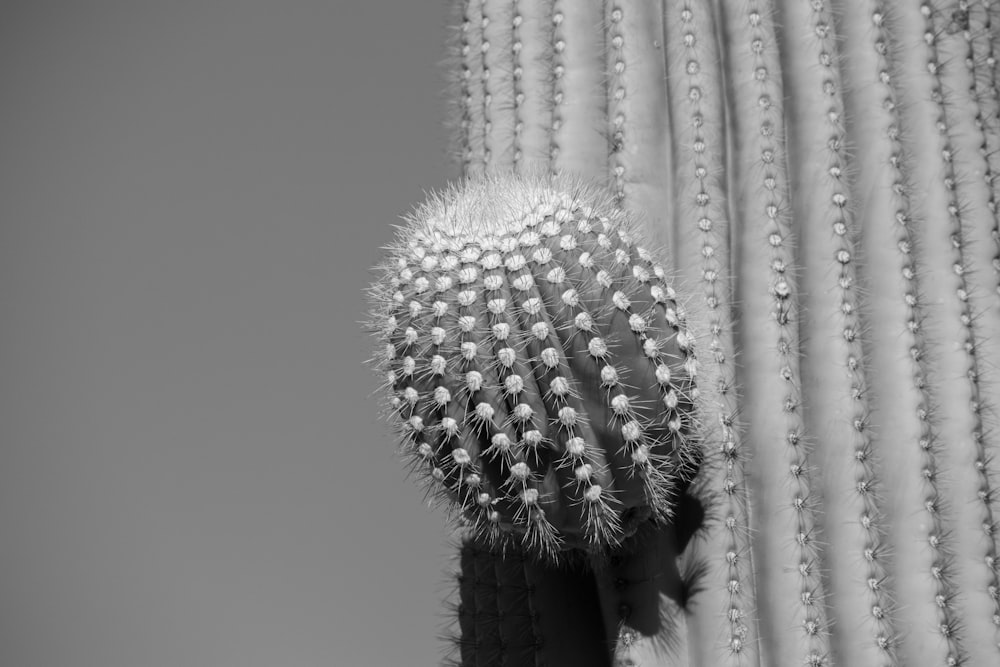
<box><xmin>366</xmin><ymin>173</ymin><xmax>704</xmax><ymax>560</ymax></box>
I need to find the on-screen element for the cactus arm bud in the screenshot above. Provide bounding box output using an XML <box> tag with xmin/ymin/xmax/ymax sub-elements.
<box><xmin>368</xmin><ymin>175</ymin><xmax>698</xmax><ymax>560</ymax></box>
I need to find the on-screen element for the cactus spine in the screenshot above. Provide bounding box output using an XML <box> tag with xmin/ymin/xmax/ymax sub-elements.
<box><xmin>367</xmin><ymin>1</ymin><xmax>1000</xmax><ymax>665</ymax></box>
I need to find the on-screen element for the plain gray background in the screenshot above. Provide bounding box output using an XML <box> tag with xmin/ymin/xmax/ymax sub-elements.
<box><xmin>0</xmin><ymin>2</ymin><xmax>458</xmax><ymax>665</ymax></box>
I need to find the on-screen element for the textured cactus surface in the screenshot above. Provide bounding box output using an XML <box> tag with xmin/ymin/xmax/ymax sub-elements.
<box><xmin>444</xmin><ymin>532</ymin><xmax>610</xmax><ymax>667</ymax></box>
<box><xmin>368</xmin><ymin>176</ymin><xmax>699</xmax><ymax>557</ymax></box>
<box><xmin>366</xmin><ymin>0</ymin><xmax>1000</xmax><ymax>665</ymax></box>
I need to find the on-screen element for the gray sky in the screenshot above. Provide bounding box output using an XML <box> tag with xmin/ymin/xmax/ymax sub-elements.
<box><xmin>0</xmin><ymin>2</ymin><xmax>458</xmax><ymax>665</ymax></box>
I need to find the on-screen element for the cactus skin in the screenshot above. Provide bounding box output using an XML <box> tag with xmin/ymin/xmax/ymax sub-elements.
<box><xmin>664</xmin><ymin>3</ymin><xmax>760</xmax><ymax>663</ymax></box>
<box><xmin>366</xmin><ymin>0</ymin><xmax>1000</xmax><ymax>665</ymax></box>
<box><xmin>367</xmin><ymin>174</ymin><xmax>699</xmax><ymax>558</ymax></box>
<box><xmin>445</xmin><ymin>533</ymin><xmax>611</xmax><ymax>667</ymax></box>
<box><xmin>776</xmin><ymin>1</ymin><xmax>895</xmax><ymax>664</ymax></box>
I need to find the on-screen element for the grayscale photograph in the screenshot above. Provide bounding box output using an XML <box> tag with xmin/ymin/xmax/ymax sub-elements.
<box><xmin>4</xmin><ymin>2</ymin><xmax>1000</xmax><ymax>666</ymax></box>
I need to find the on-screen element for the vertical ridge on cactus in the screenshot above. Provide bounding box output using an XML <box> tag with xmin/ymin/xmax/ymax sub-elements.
<box><xmin>665</xmin><ymin>3</ymin><xmax>759</xmax><ymax>664</ymax></box>
<box><xmin>977</xmin><ymin>3</ymin><xmax>1000</xmax><ymax>282</ymax></box>
<box><xmin>719</xmin><ymin>2</ymin><xmax>833</xmax><ymax>664</ymax></box>
<box><xmin>891</xmin><ymin>3</ymin><xmax>992</xmax><ymax>662</ymax></box>
<box><xmin>922</xmin><ymin>2</ymin><xmax>1000</xmax><ymax>658</ymax></box>
<box><xmin>838</xmin><ymin>4</ymin><xmax>959</xmax><ymax>664</ymax></box>
<box><xmin>474</xmin><ymin>542</ymin><xmax>503</xmax><ymax>663</ymax></box>
<box><xmin>777</xmin><ymin>0</ymin><xmax>898</xmax><ymax>664</ymax></box>
<box><xmin>604</xmin><ymin>3</ymin><xmax>673</xmax><ymax>238</ymax></box>
<box><xmin>511</xmin><ymin>0</ymin><xmax>552</xmax><ymax>175</ymax></box>
<box><xmin>549</xmin><ymin>0</ymin><xmax>606</xmax><ymax>180</ymax></box>
<box><xmin>481</xmin><ymin>0</ymin><xmax>516</xmax><ymax>171</ymax></box>
<box><xmin>971</xmin><ymin>4</ymin><xmax>1000</xmax><ymax>293</ymax></box>
<box><xmin>458</xmin><ymin>0</ymin><xmax>486</xmax><ymax>177</ymax></box>
<box><xmin>454</xmin><ymin>541</ymin><xmax>479</xmax><ymax>667</ymax></box>
<box><xmin>445</xmin><ymin>534</ymin><xmax>612</xmax><ymax>667</ymax></box>
<box><xmin>450</xmin><ymin>535</ymin><xmax>549</xmax><ymax>666</ymax></box>
<box><xmin>967</xmin><ymin>0</ymin><xmax>1000</xmax><ymax>642</ymax></box>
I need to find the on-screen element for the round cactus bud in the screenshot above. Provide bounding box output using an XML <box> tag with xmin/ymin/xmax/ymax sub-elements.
<box><xmin>366</xmin><ymin>174</ymin><xmax>699</xmax><ymax>558</ymax></box>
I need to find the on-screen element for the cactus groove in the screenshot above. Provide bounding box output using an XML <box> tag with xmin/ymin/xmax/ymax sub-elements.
<box><xmin>366</xmin><ymin>0</ymin><xmax>1000</xmax><ymax>665</ymax></box>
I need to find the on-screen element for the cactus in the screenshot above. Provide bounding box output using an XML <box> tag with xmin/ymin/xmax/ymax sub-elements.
<box><xmin>443</xmin><ymin>532</ymin><xmax>609</xmax><ymax>666</ymax></box>
<box><xmin>367</xmin><ymin>175</ymin><xmax>700</xmax><ymax>558</ymax></box>
<box><xmin>367</xmin><ymin>1</ymin><xmax>1000</xmax><ymax>665</ymax></box>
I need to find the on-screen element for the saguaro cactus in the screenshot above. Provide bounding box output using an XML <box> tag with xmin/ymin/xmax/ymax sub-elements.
<box><xmin>367</xmin><ymin>1</ymin><xmax>1000</xmax><ymax>665</ymax></box>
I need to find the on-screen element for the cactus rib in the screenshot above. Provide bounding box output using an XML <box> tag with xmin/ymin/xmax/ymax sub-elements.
<box><xmin>481</xmin><ymin>0</ymin><xmax>515</xmax><ymax>171</ymax></box>
<box><xmin>445</xmin><ymin>534</ymin><xmax>611</xmax><ymax>667</ymax></box>
<box><xmin>511</xmin><ymin>0</ymin><xmax>553</xmax><ymax>175</ymax></box>
<box><xmin>720</xmin><ymin>1</ymin><xmax>832</xmax><ymax>663</ymax></box>
<box><xmin>604</xmin><ymin>3</ymin><xmax>673</xmax><ymax>247</ymax></box>
<box><xmin>922</xmin><ymin>1</ymin><xmax>1000</xmax><ymax>657</ymax></box>
<box><xmin>777</xmin><ymin>0</ymin><xmax>899</xmax><ymax>663</ymax></box>
<box><xmin>549</xmin><ymin>0</ymin><xmax>606</xmax><ymax>180</ymax></box>
<box><xmin>665</xmin><ymin>2</ymin><xmax>759</xmax><ymax>663</ymax></box>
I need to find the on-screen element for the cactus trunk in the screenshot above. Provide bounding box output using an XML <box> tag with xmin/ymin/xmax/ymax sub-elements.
<box><xmin>447</xmin><ymin>534</ymin><xmax>610</xmax><ymax>666</ymax></box>
<box><xmin>369</xmin><ymin>0</ymin><xmax>1000</xmax><ymax>665</ymax></box>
